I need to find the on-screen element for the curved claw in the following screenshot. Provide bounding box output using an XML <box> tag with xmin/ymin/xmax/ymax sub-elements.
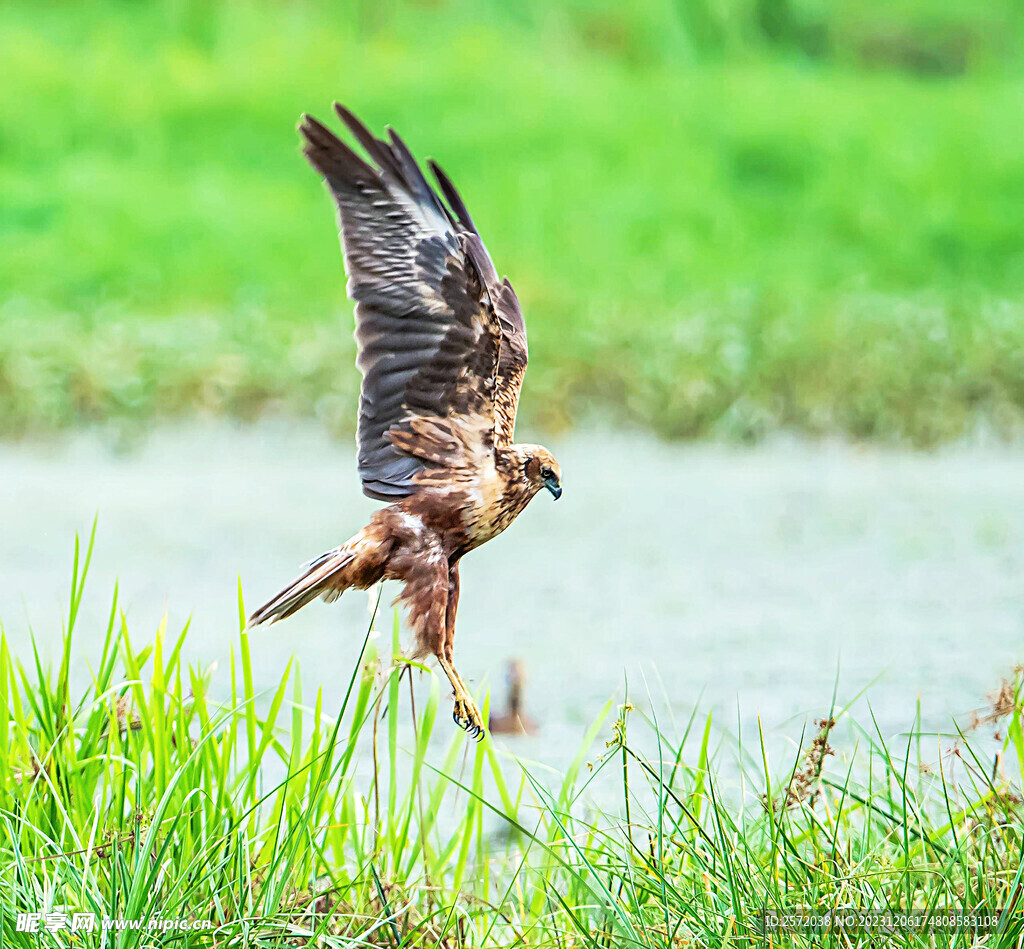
<box><xmin>452</xmin><ymin>697</ymin><xmax>486</xmax><ymax>740</ymax></box>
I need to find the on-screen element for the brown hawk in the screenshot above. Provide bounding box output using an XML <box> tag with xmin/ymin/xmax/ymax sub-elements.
<box><xmin>248</xmin><ymin>105</ymin><xmax>562</xmax><ymax>738</ymax></box>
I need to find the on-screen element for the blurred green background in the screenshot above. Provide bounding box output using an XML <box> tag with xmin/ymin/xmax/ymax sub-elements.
<box><xmin>2</xmin><ymin>0</ymin><xmax>1024</xmax><ymax>444</ymax></box>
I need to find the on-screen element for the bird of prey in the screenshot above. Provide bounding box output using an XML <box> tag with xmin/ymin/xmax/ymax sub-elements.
<box><xmin>247</xmin><ymin>104</ymin><xmax>562</xmax><ymax>739</ymax></box>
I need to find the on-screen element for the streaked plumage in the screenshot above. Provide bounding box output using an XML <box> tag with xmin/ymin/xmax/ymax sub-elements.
<box><xmin>248</xmin><ymin>104</ymin><xmax>561</xmax><ymax>737</ymax></box>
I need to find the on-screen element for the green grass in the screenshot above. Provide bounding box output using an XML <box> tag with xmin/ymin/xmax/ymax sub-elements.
<box><xmin>3</xmin><ymin>1</ymin><xmax>1024</xmax><ymax>444</ymax></box>
<box><xmin>2</xmin><ymin>528</ymin><xmax>1023</xmax><ymax>945</ymax></box>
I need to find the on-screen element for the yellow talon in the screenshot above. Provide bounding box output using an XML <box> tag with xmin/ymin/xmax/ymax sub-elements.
<box><xmin>453</xmin><ymin>694</ymin><xmax>485</xmax><ymax>740</ymax></box>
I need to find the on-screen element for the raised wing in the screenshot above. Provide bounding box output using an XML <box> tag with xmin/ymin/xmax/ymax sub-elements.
<box><xmin>428</xmin><ymin>162</ymin><xmax>528</xmax><ymax>446</ymax></box>
<box><xmin>300</xmin><ymin>105</ymin><xmax>528</xmax><ymax>499</ymax></box>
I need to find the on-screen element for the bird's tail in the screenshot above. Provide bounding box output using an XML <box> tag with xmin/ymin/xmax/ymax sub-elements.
<box><xmin>247</xmin><ymin>527</ymin><xmax>390</xmax><ymax>628</ymax></box>
<box><xmin>247</xmin><ymin>547</ymin><xmax>356</xmax><ymax>628</ymax></box>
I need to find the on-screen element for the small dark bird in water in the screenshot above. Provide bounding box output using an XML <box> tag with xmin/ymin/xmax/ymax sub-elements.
<box><xmin>247</xmin><ymin>105</ymin><xmax>562</xmax><ymax>740</ymax></box>
<box><xmin>488</xmin><ymin>660</ymin><xmax>538</xmax><ymax>736</ymax></box>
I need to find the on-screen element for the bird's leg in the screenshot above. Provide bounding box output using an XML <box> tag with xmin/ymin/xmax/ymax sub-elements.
<box><xmin>441</xmin><ymin>561</ymin><xmax>484</xmax><ymax>740</ymax></box>
<box><xmin>437</xmin><ymin>654</ymin><xmax>483</xmax><ymax>739</ymax></box>
<box><xmin>396</xmin><ymin>545</ymin><xmax>483</xmax><ymax>739</ymax></box>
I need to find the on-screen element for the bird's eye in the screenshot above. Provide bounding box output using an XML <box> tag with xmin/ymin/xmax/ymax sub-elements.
<box><xmin>541</xmin><ymin>467</ymin><xmax>553</xmax><ymax>480</ymax></box>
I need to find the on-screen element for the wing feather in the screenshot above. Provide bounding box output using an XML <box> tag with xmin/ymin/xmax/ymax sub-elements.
<box><xmin>299</xmin><ymin>106</ymin><xmax>528</xmax><ymax>497</ymax></box>
<box><xmin>429</xmin><ymin>163</ymin><xmax>528</xmax><ymax>445</ymax></box>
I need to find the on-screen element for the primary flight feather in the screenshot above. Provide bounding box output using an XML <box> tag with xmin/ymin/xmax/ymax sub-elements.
<box><xmin>247</xmin><ymin>104</ymin><xmax>562</xmax><ymax>737</ymax></box>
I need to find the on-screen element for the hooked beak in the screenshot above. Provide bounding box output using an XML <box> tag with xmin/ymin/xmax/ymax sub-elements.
<box><xmin>544</xmin><ymin>476</ymin><xmax>562</xmax><ymax>500</ymax></box>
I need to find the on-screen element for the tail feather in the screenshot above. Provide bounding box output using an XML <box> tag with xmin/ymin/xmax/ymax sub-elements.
<box><xmin>247</xmin><ymin>546</ymin><xmax>356</xmax><ymax>628</ymax></box>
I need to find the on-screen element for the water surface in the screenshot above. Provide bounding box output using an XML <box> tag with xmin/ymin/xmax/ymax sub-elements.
<box><xmin>1</xmin><ymin>423</ymin><xmax>1021</xmax><ymax>773</ymax></box>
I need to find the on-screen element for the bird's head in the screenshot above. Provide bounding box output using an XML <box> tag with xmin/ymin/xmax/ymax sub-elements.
<box><xmin>520</xmin><ymin>446</ymin><xmax>562</xmax><ymax>500</ymax></box>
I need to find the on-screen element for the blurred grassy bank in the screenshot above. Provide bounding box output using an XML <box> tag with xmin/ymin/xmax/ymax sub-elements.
<box><xmin>3</xmin><ymin>0</ymin><xmax>1024</xmax><ymax>444</ymax></box>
